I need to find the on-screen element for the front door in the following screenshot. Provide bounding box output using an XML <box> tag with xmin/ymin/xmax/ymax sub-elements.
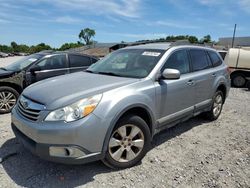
<box><xmin>26</xmin><ymin>54</ymin><xmax>68</xmax><ymax>85</ymax></box>
<box><xmin>155</xmin><ymin>49</ymin><xmax>196</xmax><ymax>126</ymax></box>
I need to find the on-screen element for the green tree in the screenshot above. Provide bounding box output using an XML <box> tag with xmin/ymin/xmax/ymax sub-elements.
<box><xmin>59</xmin><ymin>42</ymin><xmax>83</xmax><ymax>51</ymax></box>
<box><xmin>202</xmin><ymin>35</ymin><xmax>211</xmax><ymax>43</ymax></box>
<box><xmin>79</xmin><ymin>28</ymin><xmax>96</xmax><ymax>45</ymax></box>
<box><xmin>11</xmin><ymin>41</ymin><xmax>18</xmax><ymax>49</ymax></box>
<box><xmin>188</xmin><ymin>36</ymin><xmax>198</xmax><ymax>43</ymax></box>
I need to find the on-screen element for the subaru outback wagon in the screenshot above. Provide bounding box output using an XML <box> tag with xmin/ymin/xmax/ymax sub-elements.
<box><xmin>0</xmin><ymin>51</ymin><xmax>98</xmax><ymax>114</ymax></box>
<box><xmin>11</xmin><ymin>43</ymin><xmax>230</xmax><ymax>169</ymax></box>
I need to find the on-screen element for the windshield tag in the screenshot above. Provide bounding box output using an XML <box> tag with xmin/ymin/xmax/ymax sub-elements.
<box><xmin>142</xmin><ymin>52</ymin><xmax>161</xmax><ymax>57</ymax></box>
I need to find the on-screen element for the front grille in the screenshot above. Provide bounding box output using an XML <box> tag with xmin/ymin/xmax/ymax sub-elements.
<box><xmin>17</xmin><ymin>97</ymin><xmax>43</xmax><ymax>121</ymax></box>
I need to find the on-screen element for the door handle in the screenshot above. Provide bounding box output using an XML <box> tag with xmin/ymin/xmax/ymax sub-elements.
<box><xmin>187</xmin><ymin>80</ymin><xmax>194</xmax><ymax>86</ymax></box>
<box><xmin>212</xmin><ymin>73</ymin><xmax>216</xmax><ymax>77</ymax></box>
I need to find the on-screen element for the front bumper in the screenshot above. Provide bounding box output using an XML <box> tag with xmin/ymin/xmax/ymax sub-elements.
<box><xmin>11</xmin><ymin>107</ymin><xmax>109</xmax><ymax>164</ymax></box>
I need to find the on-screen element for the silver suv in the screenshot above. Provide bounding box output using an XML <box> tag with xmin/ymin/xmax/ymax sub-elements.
<box><xmin>11</xmin><ymin>43</ymin><xmax>230</xmax><ymax>169</ymax></box>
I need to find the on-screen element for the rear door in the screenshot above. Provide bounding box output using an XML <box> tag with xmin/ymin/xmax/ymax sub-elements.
<box><xmin>68</xmin><ymin>54</ymin><xmax>94</xmax><ymax>73</ymax></box>
<box><xmin>188</xmin><ymin>49</ymin><xmax>215</xmax><ymax>112</ymax></box>
<box><xmin>29</xmin><ymin>54</ymin><xmax>68</xmax><ymax>84</ymax></box>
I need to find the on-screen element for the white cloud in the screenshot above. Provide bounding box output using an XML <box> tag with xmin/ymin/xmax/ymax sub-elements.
<box><xmin>54</xmin><ymin>16</ymin><xmax>83</xmax><ymax>24</ymax></box>
<box><xmin>0</xmin><ymin>18</ymin><xmax>10</xmax><ymax>23</ymax></box>
<box><xmin>104</xmin><ymin>32</ymin><xmax>169</xmax><ymax>39</ymax></box>
<box><xmin>33</xmin><ymin>0</ymin><xmax>142</xmax><ymax>18</ymax></box>
<box><xmin>154</xmin><ymin>20</ymin><xmax>200</xmax><ymax>29</ymax></box>
<box><xmin>238</xmin><ymin>0</ymin><xmax>250</xmax><ymax>13</ymax></box>
<box><xmin>197</xmin><ymin>0</ymin><xmax>222</xmax><ymax>5</ymax></box>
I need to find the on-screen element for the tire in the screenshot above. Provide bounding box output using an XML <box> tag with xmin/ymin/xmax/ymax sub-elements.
<box><xmin>246</xmin><ymin>81</ymin><xmax>250</xmax><ymax>90</ymax></box>
<box><xmin>231</xmin><ymin>73</ymin><xmax>246</xmax><ymax>87</ymax></box>
<box><xmin>0</xmin><ymin>86</ymin><xmax>19</xmax><ymax>114</ymax></box>
<box><xmin>102</xmin><ymin>115</ymin><xmax>151</xmax><ymax>169</ymax></box>
<box><xmin>204</xmin><ymin>91</ymin><xmax>224</xmax><ymax>121</ymax></box>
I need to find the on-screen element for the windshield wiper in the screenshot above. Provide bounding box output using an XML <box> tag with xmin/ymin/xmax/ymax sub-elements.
<box><xmin>97</xmin><ymin>71</ymin><xmax>122</xmax><ymax>77</ymax></box>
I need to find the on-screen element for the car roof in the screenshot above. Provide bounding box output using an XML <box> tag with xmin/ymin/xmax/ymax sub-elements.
<box><xmin>125</xmin><ymin>43</ymin><xmax>172</xmax><ymax>50</ymax></box>
<box><xmin>35</xmin><ymin>51</ymin><xmax>99</xmax><ymax>59</ymax></box>
<box><xmin>124</xmin><ymin>42</ymin><xmax>216</xmax><ymax>52</ymax></box>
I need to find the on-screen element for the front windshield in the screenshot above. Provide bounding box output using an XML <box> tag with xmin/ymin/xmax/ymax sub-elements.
<box><xmin>5</xmin><ymin>54</ymin><xmax>43</xmax><ymax>71</ymax></box>
<box><xmin>87</xmin><ymin>49</ymin><xmax>165</xmax><ymax>78</ymax></box>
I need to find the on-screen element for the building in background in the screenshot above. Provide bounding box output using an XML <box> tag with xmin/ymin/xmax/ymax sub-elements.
<box><xmin>218</xmin><ymin>37</ymin><xmax>250</xmax><ymax>48</ymax></box>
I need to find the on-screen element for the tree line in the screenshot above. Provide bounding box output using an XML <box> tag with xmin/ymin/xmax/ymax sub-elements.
<box><xmin>135</xmin><ymin>35</ymin><xmax>212</xmax><ymax>44</ymax></box>
<box><xmin>0</xmin><ymin>41</ymin><xmax>84</xmax><ymax>54</ymax></box>
<box><xmin>0</xmin><ymin>26</ymin><xmax>213</xmax><ymax>54</ymax></box>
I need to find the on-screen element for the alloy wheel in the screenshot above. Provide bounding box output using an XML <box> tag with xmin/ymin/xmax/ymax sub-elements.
<box><xmin>0</xmin><ymin>91</ymin><xmax>17</xmax><ymax>111</ymax></box>
<box><xmin>213</xmin><ymin>94</ymin><xmax>223</xmax><ymax>117</ymax></box>
<box><xmin>108</xmin><ymin>124</ymin><xmax>145</xmax><ymax>163</ymax></box>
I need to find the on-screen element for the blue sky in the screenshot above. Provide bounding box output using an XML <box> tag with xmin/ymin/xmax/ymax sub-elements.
<box><xmin>0</xmin><ymin>0</ymin><xmax>250</xmax><ymax>47</ymax></box>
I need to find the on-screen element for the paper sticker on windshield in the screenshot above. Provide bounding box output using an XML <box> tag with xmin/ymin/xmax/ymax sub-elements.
<box><xmin>28</xmin><ymin>58</ymin><xmax>37</xmax><ymax>62</ymax></box>
<box><xmin>142</xmin><ymin>51</ymin><xmax>161</xmax><ymax>57</ymax></box>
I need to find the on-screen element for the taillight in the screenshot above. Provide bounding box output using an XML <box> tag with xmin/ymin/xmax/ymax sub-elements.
<box><xmin>226</xmin><ymin>66</ymin><xmax>231</xmax><ymax>74</ymax></box>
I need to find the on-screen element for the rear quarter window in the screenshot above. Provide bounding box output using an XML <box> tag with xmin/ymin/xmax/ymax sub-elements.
<box><xmin>208</xmin><ymin>51</ymin><xmax>223</xmax><ymax>67</ymax></box>
<box><xmin>189</xmin><ymin>49</ymin><xmax>210</xmax><ymax>71</ymax></box>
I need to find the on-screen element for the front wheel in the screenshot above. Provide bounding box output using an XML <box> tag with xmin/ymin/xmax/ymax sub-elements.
<box><xmin>102</xmin><ymin>115</ymin><xmax>151</xmax><ymax>169</ymax></box>
<box><xmin>204</xmin><ymin>91</ymin><xmax>224</xmax><ymax>121</ymax></box>
<box><xmin>0</xmin><ymin>87</ymin><xmax>19</xmax><ymax>114</ymax></box>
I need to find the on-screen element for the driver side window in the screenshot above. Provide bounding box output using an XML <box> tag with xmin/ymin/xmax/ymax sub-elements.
<box><xmin>162</xmin><ymin>50</ymin><xmax>190</xmax><ymax>74</ymax></box>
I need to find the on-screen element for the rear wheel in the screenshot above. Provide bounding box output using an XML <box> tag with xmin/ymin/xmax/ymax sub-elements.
<box><xmin>204</xmin><ymin>91</ymin><xmax>224</xmax><ymax>121</ymax></box>
<box><xmin>0</xmin><ymin>87</ymin><xmax>19</xmax><ymax>114</ymax></box>
<box><xmin>231</xmin><ymin>73</ymin><xmax>246</xmax><ymax>87</ymax></box>
<box><xmin>102</xmin><ymin>115</ymin><xmax>151</xmax><ymax>169</ymax></box>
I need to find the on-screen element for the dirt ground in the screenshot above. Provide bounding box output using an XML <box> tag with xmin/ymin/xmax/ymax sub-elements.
<box><xmin>0</xmin><ymin>57</ymin><xmax>249</xmax><ymax>187</ymax></box>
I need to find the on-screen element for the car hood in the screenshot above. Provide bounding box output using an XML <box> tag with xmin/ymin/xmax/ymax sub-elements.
<box><xmin>0</xmin><ymin>69</ymin><xmax>14</xmax><ymax>78</ymax></box>
<box><xmin>23</xmin><ymin>72</ymin><xmax>139</xmax><ymax>110</ymax></box>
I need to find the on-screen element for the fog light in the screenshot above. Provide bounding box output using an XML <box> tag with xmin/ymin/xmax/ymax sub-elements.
<box><xmin>49</xmin><ymin>146</ymin><xmax>85</xmax><ymax>158</ymax></box>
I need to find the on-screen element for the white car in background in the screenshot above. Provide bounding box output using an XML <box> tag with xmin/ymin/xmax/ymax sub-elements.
<box><xmin>0</xmin><ymin>52</ymin><xmax>9</xmax><ymax>58</ymax></box>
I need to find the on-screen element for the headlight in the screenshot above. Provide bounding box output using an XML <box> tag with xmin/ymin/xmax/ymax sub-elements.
<box><xmin>45</xmin><ymin>94</ymin><xmax>102</xmax><ymax>122</ymax></box>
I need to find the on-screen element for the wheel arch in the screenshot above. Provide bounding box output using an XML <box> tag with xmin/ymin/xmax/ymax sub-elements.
<box><xmin>0</xmin><ymin>82</ymin><xmax>23</xmax><ymax>94</ymax></box>
<box><xmin>216</xmin><ymin>84</ymin><xmax>227</xmax><ymax>103</ymax></box>
<box><xmin>101</xmin><ymin>104</ymin><xmax>156</xmax><ymax>154</ymax></box>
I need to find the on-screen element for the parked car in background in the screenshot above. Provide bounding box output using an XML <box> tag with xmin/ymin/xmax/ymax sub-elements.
<box><xmin>8</xmin><ymin>53</ymin><xmax>15</xmax><ymax>57</ymax></box>
<box><xmin>11</xmin><ymin>43</ymin><xmax>230</xmax><ymax>169</ymax></box>
<box><xmin>224</xmin><ymin>48</ymin><xmax>250</xmax><ymax>87</ymax></box>
<box><xmin>0</xmin><ymin>51</ymin><xmax>99</xmax><ymax>113</ymax></box>
<box><xmin>0</xmin><ymin>52</ymin><xmax>9</xmax><ymax>58</ymax></box>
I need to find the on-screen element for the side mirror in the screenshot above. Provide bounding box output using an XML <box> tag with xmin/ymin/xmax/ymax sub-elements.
<box><xmin>162</xmin><ymin>68</ymin><xmax>180</xmax><ymax>79</ymax></box>
<box><xmin>30</xmin><ymin>65</ymin><xmax>41</xmax><ymax>74</ymax></box>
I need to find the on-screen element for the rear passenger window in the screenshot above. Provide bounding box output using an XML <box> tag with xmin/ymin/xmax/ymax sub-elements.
<box><xmin>189</xmin><ymin>49</ymin><xmax>210</xmax><ymax>71</ymax></box>
<box><xmin>208</xmin><ymin>51</ymin><xmax>222</xmax><ymax>67</ymax></box>
<box><xmin>69</xmin><ymin>55</ymin><xmax>91</xmax><ymax>67</ymax></box>
<box><xmin>162</xmin><ymin>50</ymin><xmax>190</xmax><ymax>74</ymax></box>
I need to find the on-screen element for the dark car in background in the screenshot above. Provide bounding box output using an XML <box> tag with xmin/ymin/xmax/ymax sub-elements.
<box><xmin>0</xmin><ymin>51</ymin><xmax>98</xmax><ymax>113</ymax></box>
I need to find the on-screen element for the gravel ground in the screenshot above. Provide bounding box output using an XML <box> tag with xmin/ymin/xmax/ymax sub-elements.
<box><xmin>0</xmin><ymin>57</ymin><xmax>249</xmax><ymax>187</ymax></box>
<box><xmin>0</xmin><ymin>56</ymin><xmax>23</xmax><ymax>67</ymax></box>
